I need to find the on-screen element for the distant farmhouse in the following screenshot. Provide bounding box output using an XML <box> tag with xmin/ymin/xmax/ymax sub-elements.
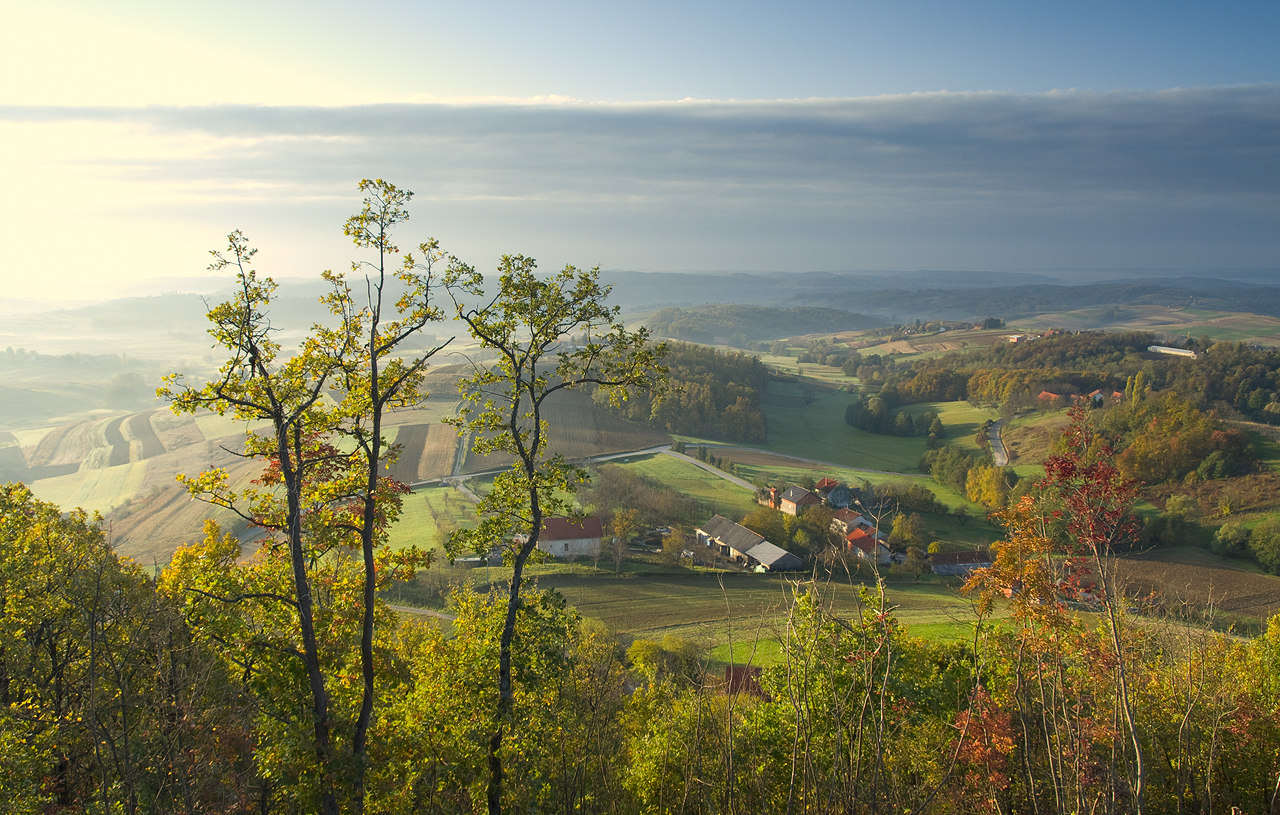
<box><xmin>1148</xmin><ymin>345</ymin><xmax>1198</xmax><ymax>359</ymax></box>
<box><xmin>537</xmin><ymin>517</ymin><xmax>603</xmax><ymax>559</ymax></box>
<box><xmin>846</xmin><ymin>529</ymin><xmax>891</xmax><ymax>565</ymax></box>
<box><xmin>931</xmin><ymin>550</ymin><xmax>992</xmax><ymax>576</ymax></box>
<box><xmin>829</xmin><ymin>508</ymin><xmax>873</xmax><ymax>537</ymax></box>
<box><xmin>779</xmin><ymin>486</ymin><xmax>820</xmax><ymax>516</ymax></box>
<box><xmin>696</xmin><ymin>515</ymin><xmax>804</xmax><ymax>572</ymax></box>
<box><xmin>743</xmin><ymin>542</ymin><xmax>804</xmax><ymax>572</ymax></box>
<box><xmin>697</xmin><ymin>514</ymin><xmax>766</xmax><ymax>561</ymax></box>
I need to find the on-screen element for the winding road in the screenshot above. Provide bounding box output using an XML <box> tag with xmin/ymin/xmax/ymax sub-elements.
<box><xmin>988</xmin><ymin>419</ymin><xmax>1009</xmax><ymax>466</ymax></box>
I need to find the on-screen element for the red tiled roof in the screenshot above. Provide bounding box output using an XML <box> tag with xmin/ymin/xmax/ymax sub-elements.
<box><xmin>541</xmin><ymin>516</ymin><xmax>604</xmax><ymax>540</ymax></box>
<box><xmin>832</xmin><ymin>508</ymin><xmax>861</xmax><ymax>525</ymax></box>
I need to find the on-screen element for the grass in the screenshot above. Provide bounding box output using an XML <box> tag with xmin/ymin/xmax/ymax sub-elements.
<box><xmin>753</xmin><ymin>382</ymin><xmax>927</xmax><ymax>472</ymax></box>
<box><xmin>749</xmin><ymin>384</ymin><xmax>999</xmax><ymax>475</ymax></box>
<box><xmin>1251</xmin><ymin>432</ymin><xmax>1280</xmax><ymax>473</ymax></box>
<box><xmin>388</xmin><ymin>485</ymin><xmax>479</xmax><ymax>552</ymax></box>
<box><xmin>613</xmin><ymin>454</ymin><xmax>759</xmax><ymax>519</ymax></box>
<box><xmin>29</xmin><ymin>459</ymin><xmax>149</xmax><ymax>515</ymax></box>
<box><xmin>902</xmin><ymin>401</ymin><xmax>1000</xmax><ymax>456</ymax></box>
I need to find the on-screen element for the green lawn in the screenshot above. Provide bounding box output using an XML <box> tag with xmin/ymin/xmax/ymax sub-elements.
<box><xmin>747</xmin><ymin>387</ymin><xmax>999</xmax><ymax>475</ymax></box>
<box><xmin>1251</xmin><ymin>432</ymin><xmax>1280</xmax><ymax>473</ymax></box>
<box><xmin>901</xmin><ymin>401</ymin><xmax>999</xmax><ymax>456</ymax></box>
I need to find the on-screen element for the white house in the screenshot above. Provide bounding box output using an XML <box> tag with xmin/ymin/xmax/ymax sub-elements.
<box><xmin>537</xmin><ymin>517</ymin><xmax>604</xmax><ymax>559</ymax></box>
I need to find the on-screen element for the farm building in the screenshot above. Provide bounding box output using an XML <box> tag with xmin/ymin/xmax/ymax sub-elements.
<box><xmin>743</xmin><ymin>541</ymin><xmax>805</xmax><ymax>572</ymax></box>
<box><xmin>697</xmin><ymin>514</ymin><xmax>768</xmax><ymax>560</ymax></box>
<box><xmin>537</xmin><ymin>517</ymin><xmax>604</xmax><ymax>559</ymax></box>
<box><xmin>1148</xmin><ymin>345</ymin><xmax>1197</xmax><ymax>359</ymax></box>
<box><xmin>779</xmin><ymin>486</ymin><xmax>820</xmax><ymax>516</ymax></box>
<box><xmin>830</xmin><ymin>508</ymin><xmax>874</xmax><ymax>537</ymax></box>
<box><xmin>846</xmin><ymin>528</ymin><xmax>891</xmax><ymax>564</ymax></box>
<box><xmin>931</xmin><ymin>550</ymin><xmax>992</xmax><ymax>576</ymax></box>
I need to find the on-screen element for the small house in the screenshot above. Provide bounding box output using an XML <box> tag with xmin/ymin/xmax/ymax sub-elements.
<box><xmin>538</xmin><ymin>517</ymin><xmax>604</xmax><ymax>559</ymax></box>
<box><xmin>846</xmin><ymin>531</ymin><xmax>892</xmax><ymax>565</ymax></box>
<box><xmin>830</xmin><ymin>508</ymin><xmax>873</xmax><ymax>537</ymax></box>
<box><xmin>814</xmin><ymin>477</ymin><xmax>840</xmax><ymax>495</ymax></box>
<box><xmin>779</xmin><ymin>486</ymin><xmax>820</xmax><ymax>516</ymax></box>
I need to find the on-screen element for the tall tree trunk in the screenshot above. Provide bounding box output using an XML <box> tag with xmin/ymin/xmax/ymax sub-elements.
<box><xmin>281</xmin><ymin>429</ymin><xmax>338</xmax><ymax>815</ymax></box>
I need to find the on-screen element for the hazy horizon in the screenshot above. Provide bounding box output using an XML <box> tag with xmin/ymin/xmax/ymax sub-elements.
<box><xmin>2</xmin><ymin>2</ymin><xmax>1276</xmax><ymax>301</ymax></box>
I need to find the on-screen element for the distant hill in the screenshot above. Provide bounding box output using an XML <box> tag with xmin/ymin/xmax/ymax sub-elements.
<box><xmin>819</xmin><ymin>280</ymin><xmax>1280</xmax><ymax>322</ymax></box>
<box><xmin>647</xmin><ymin>305</ymin><xmax>884</xmax><ymax>342</ymax></box>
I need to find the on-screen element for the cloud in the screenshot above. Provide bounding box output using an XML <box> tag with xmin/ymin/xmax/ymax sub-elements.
<box><xmin>1</xmin><ymin>85</ymin><xmax>1277</xmax><ymax>299</ymax></box>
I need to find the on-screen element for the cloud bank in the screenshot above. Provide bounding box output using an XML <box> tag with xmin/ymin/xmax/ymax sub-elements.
<box><xmin>2</xmin><ymin>85</ymin><xmax>1277</xmax><ymax>299</ymax></box>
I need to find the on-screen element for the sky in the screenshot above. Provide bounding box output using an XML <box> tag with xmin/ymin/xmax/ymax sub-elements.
<box><xmin>1</xmin><ymin>0</ymin><xmax>1278</xmax><ymax>302</ymax></box>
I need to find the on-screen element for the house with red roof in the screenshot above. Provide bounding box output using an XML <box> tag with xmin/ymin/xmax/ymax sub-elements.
<box><xmin>846</xmin><ymin>527</ymin><xmax>891</xmax><ymax>564</ymax></box>
<box><xmin>538</xmin><ymin>517</ymin><xmax>604</xmax><ymax>559</ymax></box>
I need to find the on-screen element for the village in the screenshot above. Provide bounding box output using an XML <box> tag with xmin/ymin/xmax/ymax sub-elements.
<box><xmin>532</xmin><ymin>471</ymin><xmax>993</xmax><ymax>578</ymax></box>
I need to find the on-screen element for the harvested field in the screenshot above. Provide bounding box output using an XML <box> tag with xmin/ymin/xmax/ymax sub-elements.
<box><xmin>415</xmin><ymin>424</ymin><xmax>458</xmax><ymax>480</ymax></box>
<box><xmin>1116</xmin><ymin>548</ymin><xmax>1280</xmax><ymax>625</ymax></box>
<box><xmin>25</xmin><ymin>418</ymin><xmax>95</xmax><ymax>467</ymax></box>
<box><xmin>1003</xmin><ymin>412</ymin><xmax>1073</xmax><ymax>465</ymax></box>
<box><xmin>387</xmin><ymin>424</ymin><xmax>458</xmax><ymax>482</ymax></box>
<box><xmin>103</xmin><ymin>416</ymin><xmax>130</xmax><ymax>467</ymax></box>
<box><xmin>150</xmin><ymin>411</ymin><xmax>205</xmax><ymax>451</ymax></box>
<box><xmin>389</xmin><ymin>424</ymin><xmax>428</xmax><ymax>482</ymax></box>
<box><xmin>124</xmin><ymin>411</ymin><xmax>166</xmax><ymax>459</ymax></box>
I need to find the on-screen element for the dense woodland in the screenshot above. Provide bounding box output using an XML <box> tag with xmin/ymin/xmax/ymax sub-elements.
<box><xmin>596</xmin><ymin>341</ymin><xmax>770</xmax><ymax>442</ymax></box>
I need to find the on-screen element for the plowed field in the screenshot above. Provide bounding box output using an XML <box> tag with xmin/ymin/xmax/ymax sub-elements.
<box><xmin>1116</xmin><ymin>549</ymin><xmax>1280</xmax><ymax>623</ymax></box>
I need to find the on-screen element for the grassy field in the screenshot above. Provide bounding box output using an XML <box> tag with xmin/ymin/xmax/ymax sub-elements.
<box><xmin>388</xmin><ymin>485</ymin><xmax>479</xmax><ymax>552</ymax></box>
<box><xmin>744</xmin><ymin>385</ymin><xmax>998</xmax><ymax>476</ymax></box>
<box><xmin>901</xmin><ymin>401</ymin><xmax>999</xmax><ymax>456</ymax></box>
<box><xmin>31</xmin><ymin>459</ymin><xmax>149</xmax><ymax>515</ymax></box>
<box><xmin>754</xmin><ymin>382</ymin><xmax>928</xmax><ymax>471</ymax></box>
<box><xmin>613</xmin><ymin>453</ymin><xmax>759</xmax><ymax>520</ymax></box>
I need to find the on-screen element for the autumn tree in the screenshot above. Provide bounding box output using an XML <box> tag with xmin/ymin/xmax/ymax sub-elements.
<box><xmin>446</xmin><ymin>255</ymin><xmax>666</xmax><ymax>814</ymax></box>
<box><xmin>609</xmin><ymin>508</ymin><xmax>638</xmax><ymax>573</ymax></box>
<box><xmin>161</xmin><ymin>179</ymin><xmax>453</xmax><ymax>812</ymax></box>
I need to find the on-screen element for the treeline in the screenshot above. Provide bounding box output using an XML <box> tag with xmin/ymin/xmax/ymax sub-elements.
<box><xmin>8</xmin><ymin>478</ymin><xmax>1280</xmax><ymax>813</ymax></box>
<box><xmin>596</xmin><ymin>341</ymin><xmax>769</xmax><ymax>442</ymax></box>
<box><xmin>904</xmin><ymin>330</ymin><xmax>1280</xmax><ymax>427</ymax></box>
<box><xmin>647</xmin><ymin>305</ymin><xmax>882</xmax><ymax>344</ymax></box>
